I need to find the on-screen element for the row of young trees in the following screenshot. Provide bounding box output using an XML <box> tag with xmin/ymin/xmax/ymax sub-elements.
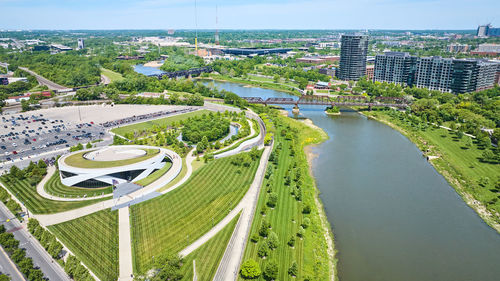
<box><xmin>0</xmin><ymin>225</ymin><xmax>45</xmax><ymax>281</ymax></box>
<box><xmin>26</xmin><ymin>219</ymin><xmax>94</xmax><ymax>281</ymax></box>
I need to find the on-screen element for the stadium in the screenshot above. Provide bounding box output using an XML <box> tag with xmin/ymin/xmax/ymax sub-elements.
<box><xmin>58</xmin><ymin>145</ymin><xmax>173</xmax><ymax>188</ymax></box>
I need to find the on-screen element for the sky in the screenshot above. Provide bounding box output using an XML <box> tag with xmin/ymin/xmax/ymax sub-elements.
<box><xmin>0</xmin><ymin>0</ymin><xmax>499</xmax><ymax>30</ymax></box>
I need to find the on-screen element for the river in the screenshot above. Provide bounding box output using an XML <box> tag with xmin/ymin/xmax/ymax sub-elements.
<box><xmin>208</xmin><ymin>80</ymin><xmax>500</xmax><ymax>281</ymax></box>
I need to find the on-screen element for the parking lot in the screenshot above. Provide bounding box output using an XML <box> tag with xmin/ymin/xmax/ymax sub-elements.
<box><xmin>0</xmin><ymin>113</ymin><xmax>106</xmax><ymax>164</ymax></box>
<box><xmin>0</xmin><ymin>104</ymin><xmax>196</xmax><ymax>170</ymax></box>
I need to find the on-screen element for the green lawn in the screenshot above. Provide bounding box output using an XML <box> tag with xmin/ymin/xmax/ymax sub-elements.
<box><xmin>366</xmin><ymin>110</ymin><xmax>500</xmax><ymax>219</ymax></box>
<box><xmin>180</xmin><ymin>214</ymin><xmax>240</xmax><ymax>281</ymax></box>
<box><xmin>49</xmin><ymin>209</ymin><xmax>119</xmax><ymax>281</ymax></box>
<box><xmin>0</xmin><ymin>176</ymin><xmax>107</xmax><ymax>214</ymax></box>
<box><xmin>240</xmin><ymin>114</ymin><xmax>333</xmax><ymax>281</ymax></box>
<box><xmin>64</xmin><ymin>148</ymin><xmax>159</xmax><ymax>168</ymax></box>
<box><xmin>130</xmin><ymin>152</ymin><xmax>261</xmax><ymax>273</ymax></box>
<box><xmin>101</xmin><ymin>68</ymin><xmax>124</xmax><ymax>82</ymax></box>
<box><xmin>111</xmin><ymin>110</ymin><xmax>211</xmax><ymax>137</ymax></box>
<box><xmin>45</xmin><ymin>171</ymin><xmax>112</xmax><ymax>198</ymax></box>
<box><xmin>134</xmin><ymin>161</ymin><xmax>172</xmax><ymax>186</ymax></box>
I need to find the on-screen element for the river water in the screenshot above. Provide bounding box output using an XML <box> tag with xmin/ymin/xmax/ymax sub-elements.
<box><xmin>208</xmin><ymin>81</ymin><xmax>500</xmax><ymax>281</ymax></box>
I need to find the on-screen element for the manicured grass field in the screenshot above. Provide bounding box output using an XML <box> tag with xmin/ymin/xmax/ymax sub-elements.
<box><xmin>64</xmin><ymin>148</ymin><xmax>159</xmax><ymax>168</ymax></box>
<box><xmin>367</xmin><ymin>110</ymin><xmax>500</xmax><ymax>217</ymax></box>
<box><xmin>134</xmin><ymin>161</ymin><xmax>172</xmax><ymax>186</ymax></box>
<box><xmin>240</xmin><ymin>115</ymin><xmax>332</xmax><ymax>281</ymax></box>
<box><xmin>101</xmin><ymin>68</ymin><xmax>124</xmax><ymax>82</ymax></box>
<box><xmin>45</xmin><ymin>171</ymin><xmax>112</xmax><ymax>197</ymax></box>
<box><xmin>111</xmin><ymin>110</ymin><xmax>211</xmax><ymax>137</ymax></box>
<box><xmin>130</xmin><ymin>152</ymin><xmax>261</xmax><ymax>273</ymax></box>
<box><xmin>0</xmin><ymin>176</ymin><xmax>107</xmax><ymax>214</ymax></box>
<box><xmin>49</xmin><ymin>209</ymin><xmax>119</xmax><ymax>281</ymax></box>
<box><xmin>180</xmin><ymin>214</ymin><xmax>240</xmax><ymax>281</ymax></box>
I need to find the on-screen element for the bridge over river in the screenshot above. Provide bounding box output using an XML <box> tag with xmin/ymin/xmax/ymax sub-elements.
<box><xmin>243</xmin><ymin>94</ymin><xmax>409</xmax><ymax>109</ymax></box>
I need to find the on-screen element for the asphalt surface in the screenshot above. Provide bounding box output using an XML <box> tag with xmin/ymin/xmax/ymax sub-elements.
<box><xmin>0</xmin><ymin>112</ymin><xmax>107</xmax><ymax>170</ymax></box>
<box><xmin>17</xmin><ymin>67</ymin><xmax>68</xmax><ymax>91</ymax></box>
<box><xmin>0</xmin><ymin>244</ymin><xmax>25</xmax><ymax>281</ymax></box>
<box><xmin>0</xmin><ymin>204</ymin><xmax>70</xmax><ymax>281</ymax></box>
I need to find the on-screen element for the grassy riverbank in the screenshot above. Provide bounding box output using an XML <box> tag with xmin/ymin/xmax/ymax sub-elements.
<box><xmin>362</xmin><ymin>110</ymin><xmax>500</xmax><ymax>232</ymax></box>
<box><xmin>199</xmin><ymin>74</ymin><xmax>303</xmax><ymax>96</ymax></box>
<box><xmin>241</xmin><ymin>107</ymin><xmax>336</xmax><ymax>281</ymax></box>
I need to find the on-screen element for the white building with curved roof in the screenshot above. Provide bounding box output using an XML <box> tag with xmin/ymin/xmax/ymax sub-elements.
<box><xmin>58</xmin><ymin>145</ymin><xmax>172</xmax><ymax>188</ymax></box>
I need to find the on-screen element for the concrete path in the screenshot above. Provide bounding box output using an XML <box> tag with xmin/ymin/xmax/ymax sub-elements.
<box><xmin>211</xmin><ymin>144</ymin><xmax>271</xmax><ymax>281</ymax></box>
<box><xmin>178</xmin><ymin>142</ymin><xmax>271</xmax><ymax>270</ymax></box>
<box><xmin>118</xmin><ymin>207</ymin><xmax>133</xmax><ymax>281</ymax></box>
<box><xmin>36</xmin><ymin>166</ymin><xmax>112</xmax><ymax>201</ymax></box>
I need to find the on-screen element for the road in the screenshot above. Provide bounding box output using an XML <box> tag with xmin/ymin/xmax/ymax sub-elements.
<box><xmin>0</xmin><ymin>242</ymin><xmax>25</xmax><ymax>281</ymax></box>
<box><xmin>17</xmin><ymin>67</ymin><xmax>69</xmax><ymax>91</ymax></box>
<box><xmin>0</xmin><ymin>203</ymin><xmax>70</xmax><ymax>281</ymax></box>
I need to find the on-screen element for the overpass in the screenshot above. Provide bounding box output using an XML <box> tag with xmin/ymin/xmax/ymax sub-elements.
<box><xmin>149</xmin><ymin>66</ymin><xmax>212</xmax><ymax>79</ymax></box>
<box><xmin>242</xmin><ymin>95</ymin><xmax>409</xmax><ymax>109</ymax></box>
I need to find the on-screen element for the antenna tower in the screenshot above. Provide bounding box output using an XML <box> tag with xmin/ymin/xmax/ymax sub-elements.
<box><xmin>215</xmin><ymin>5</ymin><xmax>220</xmax><ymax>45</ymax></box>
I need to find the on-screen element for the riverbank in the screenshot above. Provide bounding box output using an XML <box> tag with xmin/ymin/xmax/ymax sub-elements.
<box><xmin>301</xmin><ymin>118</ymin><xmax>337</xmax><ymax>281</ymax></box>
<box><xmin>198</xmin><ymin>75</ymin><xmax>303</xmax><ymax>96</ymax></box>
<box><xmin>361</xmin><ymin>110</ymin><xmax>500</xmax><ymax>233</ymax></box>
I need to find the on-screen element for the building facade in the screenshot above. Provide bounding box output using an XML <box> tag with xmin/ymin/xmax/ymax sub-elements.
<box><xmin>365</xmin><ymin>65</ymin><xmax>374</xmax><ymax>80</ymax></box>
<box><xmin>415</xmin><ymin>57</ymin><xmax>453</xmax><ymax>92</ymax></box>
<box><xmin>77</xmin><ymin>38</ymin><xmax>85</xmax><ymax>50</ymax></box>
<box><xmin>373</xmin><ymin>52</ymin><xmax>417</xmax><ymax>85</ymax></box>
<box><xmin>338</xmin><ymin>34</ymin><xmax>368</xmax><ymax>81</ymax></box>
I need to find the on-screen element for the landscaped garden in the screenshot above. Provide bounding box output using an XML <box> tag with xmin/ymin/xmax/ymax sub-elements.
<box><xmin>130</xmin><ymin>150</ymin><xmax>262</xmax><ymax>273</ymax></box>
<box><xmin>44</xmin><ymin>171</ymin><xmax>113</xmax><ymax>198</ymax></box>
<box><xmin>49</xmin><ymin>209</ymin><xmax>119</xmax><ymax>281</ymax></box>
<box><xmin>63</xmin><ymin>148</ymin><xmax>159</xmax><ymax>169</ymax></box>
<box><xmin>239</xmin><ymin>109</ymin><xmax>333</xmax><ymax>281</ymax></box>
<box><xmin>0</xmin><ymin>163</ymin><xmax>107</xmax><ymax>214</ymax></box>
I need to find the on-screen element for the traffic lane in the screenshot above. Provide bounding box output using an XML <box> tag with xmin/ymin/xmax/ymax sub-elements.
<box><xmin>0</xmin><ymin>244</ymin><xmax>25</xmax><ymax>281</ymax></box>
<box><xmin>0</xmin><ymin>205</ymin><xmax>69</xmax><ymax>281</ymax></box>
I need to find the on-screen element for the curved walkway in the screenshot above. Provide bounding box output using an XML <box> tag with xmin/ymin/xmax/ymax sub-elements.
<box><xmin>36</xmin><ymin>166</ymin><xmax>112</xmax><ymax>201</ymax></box>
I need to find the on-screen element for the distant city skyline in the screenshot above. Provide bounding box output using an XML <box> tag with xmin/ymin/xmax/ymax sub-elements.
<box><xmin>0</xmin><ymin>0</ymin><xmax>499</xmax><ymax>30</ymax></box>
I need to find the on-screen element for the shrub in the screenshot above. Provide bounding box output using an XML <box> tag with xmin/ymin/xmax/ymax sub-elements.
<box><xmin>288</xmin><ymin>261</ymin><xmax>298</xmax><ymax>277</ymax></box>
<box><xmin>267</xmin><ymin>232</ymin><xmax>278</xmax><ymax>250</ymax></box>
<box><xmin>266</xmin><ymin>193</ymin><xmax>278</xmax><ymax>208</ymax></box>
<box><xmin>263</xmin><ymin>261</ymin><xmax>278</xmax><ymax>281</ymax></box>
<box><xmin>240</xmin><ymin>259</ymin><xmax>261</xmax><ymax>279</ymax></box>
<box><xmin>257</xmin><ymin>243</ymin><xmax>269</xmax><ymax>258</ymax></box>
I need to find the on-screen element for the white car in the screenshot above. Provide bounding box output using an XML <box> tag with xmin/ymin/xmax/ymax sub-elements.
<box><xmin>12</xmin><ymin>143</ymin><xmax>17</xmax><ymax>147</ymax></box>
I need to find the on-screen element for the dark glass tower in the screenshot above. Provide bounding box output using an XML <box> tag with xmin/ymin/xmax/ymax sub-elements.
<box><xmin>338</xmin><ymin>34</ymin><xmax>369</xmax><ymax>81</ymax></box>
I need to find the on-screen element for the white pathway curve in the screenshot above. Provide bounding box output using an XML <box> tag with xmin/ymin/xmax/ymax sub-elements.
<box><xmin>36</xmin><ymin>166</ymin><xmax>112</xmax><ymax>201</ymax></box>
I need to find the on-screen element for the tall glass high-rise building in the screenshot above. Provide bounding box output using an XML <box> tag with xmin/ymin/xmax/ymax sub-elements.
<box><xmin>338</xmin><ymin>34</ymin><xmax>368</xmax><ymax>81</ymax></box>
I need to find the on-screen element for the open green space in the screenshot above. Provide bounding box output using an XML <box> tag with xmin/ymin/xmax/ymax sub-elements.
<box><xmin>131</xmin><ymin>151</ymin><xmax>261</xmax><ymax>273</ymax></box>
<box><xmin>134</xmin><ymin>161</ymin><xmax>172</xmax><ymax>186</ymax></box>
<box><xmin>45</xmin><ymin>171</ymin><xmax>112</xmax><ymax>198</ymax></box>
<box><xmin>0</xmin><ymin>176</ymin><xmax>107</xmax><ymax>214</ymax></box>
<box><xmin>49</xmin><ymin>209</ymin><xmax>119</xmax><ymax>281</ymax></box>
<box><xmin>111</xmin><ymin>110</ymin><xmax>210</xmax><ymax>137</ymax></box>
<box><xmin>64</xmin><ymin>148</ymin><xmax>159</xmax><ymax>168</ymax></box>
<box><xmin>205</xmin><ymin>75</ymin><xmax>302</xmax><ymax>96</ymax></box>
<box><xmin>240</xmin><ymin>112</ymin><xmax>333</xmax><ymax>281</ymax></box>
<box><xmin>365</xmin><ymin>110</ymin><xmax>500</xmax><ymax>226</ymax></box>
<box><xmin>180</xmin><ymin>214</ymin><xmax>240</xmax><ymax>281</ymax></box>
<box><xmin>101</xmin><ymin>68</ymin><xmax>124</xmax><ymax>82</ymax></box>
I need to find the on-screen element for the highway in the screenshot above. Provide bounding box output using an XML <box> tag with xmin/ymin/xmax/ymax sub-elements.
<box><xmin>0</xmin><ymin>203</ymin><xmax>70</xmax><ymax>281</ymax></box>
<box><xmin>17</xmin><ymin>67</ymin><xmax>69</xmax><ymax>91</ymax></box>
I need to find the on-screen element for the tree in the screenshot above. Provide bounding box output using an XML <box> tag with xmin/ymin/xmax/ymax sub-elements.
<box><xmin>463</xmin><ymin>137</ymin><xmax>472</xmax><ymax>149</ymax></box>
<box><xmin>288</xmin><ymin>236</ymin><xmax>295</xmax><ymax>247</ymax></box>
<box><xmin>266</xmin><ymin>193</ymin><xmax>278</xmax><ymax>208</ymax></box>
<box><xmin>240</xmin><ymin>259</ymin><xmax>261</xmax><ymax>279</ymax></box>
<box><xmin>288</xmin><ymin>261</ymin><xmax>298</xmax><ymax>277</ymax></box>
<box><xmin>267</xmin><ymin>232</ymin><xmax>278</xmax><ymax>250</ymax></box>
<box><xmin>259</xmin><ymin>220</ymin><xmax>270</xmax><ymax>237</ymax></box>
<box><xmin>257</xmin><ymin>242</ymin><xmax>269</xmax><ymax>258</ymax></box>
<box><xmin>297</xmin><ymin>226</ymin><xmax>305</xmax><ymax>238</ymax></box>
<box><xmin>152</xmin><ymin>254</ymin><xmax>183</xmax><ymax>281</ymax></box>
<box><xmin>86</xmin><ymin>142</ymin><xmax>92</xmax><ymax>149</ymax></box>
<box><xmin>301</xmin><ymin>217</ymin><xmax>311</xmax><ymax>229</ymax></box>
<box><xmin>482</xmin><ymin>149</ymin><xmax>495</xmax><ymax>163</ymax></box>
<box><xmin>263</xmin><ymin>261</ymin><xmax>278</xmax><ymax>281</ymax></box>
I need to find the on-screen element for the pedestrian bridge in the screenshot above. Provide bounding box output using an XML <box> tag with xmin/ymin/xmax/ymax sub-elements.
<box><xmin>242</xmin><ymin>95</ymin><xmax>409</xmax><ymax>109</ymax></box>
